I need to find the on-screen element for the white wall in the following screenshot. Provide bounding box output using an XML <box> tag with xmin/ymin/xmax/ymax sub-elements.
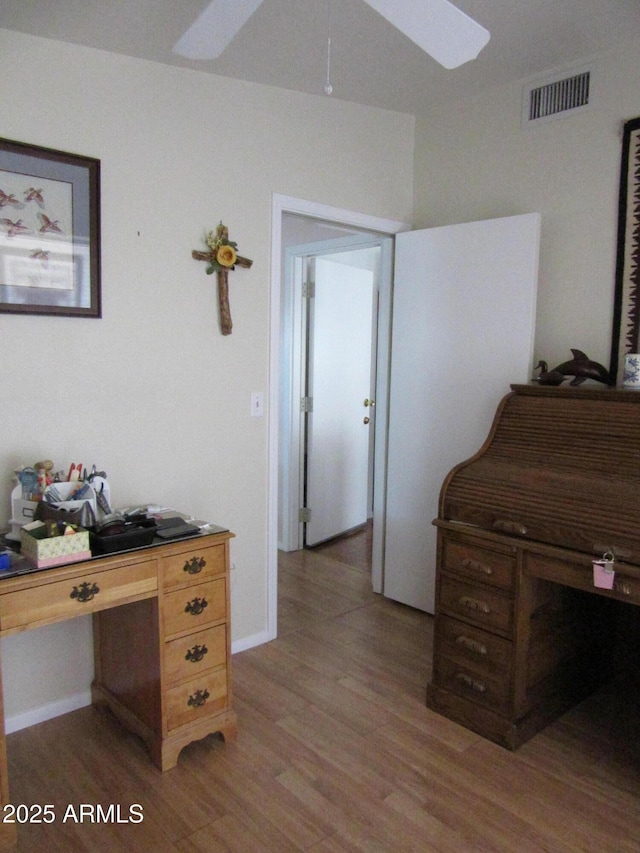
<box><xmin>0</xmin><ymin>29</ymin><xmax>415</xmax><ymax>726</ymax></box>
<box><xmin>6</xmin><ymin>25</ymin><xmax>637</xmax><ymax>731</ymax></box>
<box><xmin>412</xmin><ymin>41</ymin><xmax>640</xmax><ymax>372</ymax></box>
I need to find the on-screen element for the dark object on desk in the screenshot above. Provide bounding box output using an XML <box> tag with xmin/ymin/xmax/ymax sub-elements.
<box><xmin>533</xmin><ymin>360</ymin><xmax>565</xmax><ymax>385</ymax></box>
<box><xmin>549</xmin><ymin>348</ymin><xmax>615</xmax><ymax>386</ymax></box>
<box><xmin>34</xmin><ymin>499</ymin><xmax>95</xmax><ymax>528</ymax></box>
<box><xmin>155</xmin><ymin>517</ymin><xmax>201</xmax><ymax>540</ymax></box>
<box><xmin>90</xmin><ymin>517</ymin><xmax>157</xmax><ymax>555</ymax></box>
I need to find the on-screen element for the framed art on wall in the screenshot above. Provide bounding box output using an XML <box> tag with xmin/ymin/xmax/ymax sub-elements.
<box><xmin>0</xmin><ymin>138</ymin><xmax>100</xmax><ymax>317</ymax></box>
<box><xmin>611</xmin><ymin>116</ymin><xmax>640</xmax><ymax>381</ymax></box>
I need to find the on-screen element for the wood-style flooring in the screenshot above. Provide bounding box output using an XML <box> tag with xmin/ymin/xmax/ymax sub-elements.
<box><xmin>5</xmin><ymin>528</ymin><xmax>640</xmax><ymax>851</ymax></box>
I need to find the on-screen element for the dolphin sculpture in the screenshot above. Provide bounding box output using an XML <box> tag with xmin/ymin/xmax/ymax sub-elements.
<box><xmin>549</xmin><ymin>349</ymin><xmax>614</xmax><ymax>386</ymax></box>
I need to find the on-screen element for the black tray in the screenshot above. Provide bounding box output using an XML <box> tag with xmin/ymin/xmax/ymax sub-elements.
<box><xmin>89</xmin><ymin>519</ymin><xmax>157</xmax><ymax>555</ymax></box>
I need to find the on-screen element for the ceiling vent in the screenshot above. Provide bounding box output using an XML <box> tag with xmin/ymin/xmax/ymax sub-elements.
<box><xmin>523</xmin><ymin>67</ymin><xmax>592</xmax><ymax>126</ymax></box>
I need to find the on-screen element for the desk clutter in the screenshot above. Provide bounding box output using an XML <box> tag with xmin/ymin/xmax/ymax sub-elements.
<box><xmin>3</xmin><ymin>459</ymin><xmax>227</xmax><ymax>574</ymax></box>
<box><xmin>7</xmin><ymin>459</ymin><xmax>111</xmax><ymax>542</ymax></box>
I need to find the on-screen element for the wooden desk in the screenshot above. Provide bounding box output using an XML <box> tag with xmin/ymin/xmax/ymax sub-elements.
<box><xmin>0</xmin><ymin>530</ymin><xmax>236</xmax><ymax>850</ymax></box>
<box><xmin>426</xmin><ymin>385</ymin><xmax>640</xmax><ymax>749</ymax></box>
<box><xmin>427</xmin><ymin>519</ymin><xmax>640</xmax><ymax>749</ymax></box>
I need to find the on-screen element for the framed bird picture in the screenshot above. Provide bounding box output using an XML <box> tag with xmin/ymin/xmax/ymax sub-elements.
<box><xmin>0</xmin><ymin>138</ymin><xmax>100</xmax><ymax>317</ymax></box>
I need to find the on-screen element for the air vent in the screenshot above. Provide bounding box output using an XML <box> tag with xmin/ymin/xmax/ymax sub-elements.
<box><xmin>523</xmin><ymin>67</ymin><xmax>592</xmax><ymax>126</ymax></box>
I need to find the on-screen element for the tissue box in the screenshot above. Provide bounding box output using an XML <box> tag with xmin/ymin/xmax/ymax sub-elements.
<box><xmin>21</xmin><ymin>521</ymin><xmax>91</xmax><ymax>568</ymax></box>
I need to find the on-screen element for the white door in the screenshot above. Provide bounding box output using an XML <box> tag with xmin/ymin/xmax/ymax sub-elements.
<box><xmin>384</xmin><ymin>213</ymin><xmax>541</xmax><ymax>612</ymax></box>
<box><xmin>305</xmin><ymin>256</ymin><xmax>375</xmax><ymax>546</ymax></box>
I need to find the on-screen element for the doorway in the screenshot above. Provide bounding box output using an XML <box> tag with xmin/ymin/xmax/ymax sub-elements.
<box><xmin>282</xmin><ymin>236</ymin><xmax>381</xmax><ymax>552</ymax></box>
<box><xmin>267</xmin><ymin>194</ymin><xmax>408</xmax><ymax>641</ymax></box>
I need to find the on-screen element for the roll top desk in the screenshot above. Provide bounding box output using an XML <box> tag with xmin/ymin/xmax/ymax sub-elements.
<box><xmin>427</xmin><ymin>384</ymin><xmax>640</xmax><ymax>748</ymax></box>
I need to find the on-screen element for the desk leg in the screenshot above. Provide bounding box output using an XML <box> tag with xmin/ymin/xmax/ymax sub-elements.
<box><xmin>0</xmin><ymin>646</ymin><xmax>17</xmax><ymax>849</ymax></box>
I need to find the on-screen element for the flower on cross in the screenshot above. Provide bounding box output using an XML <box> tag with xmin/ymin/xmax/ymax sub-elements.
<box><xmin>191</xmin><ymin>221</ymin><xmax>253</xmax><ymax>335</ymax></box>
<box><xmin>204</xmin><ymin>223</ymin><xmax>238</xmax><ymax>274</ymax></box>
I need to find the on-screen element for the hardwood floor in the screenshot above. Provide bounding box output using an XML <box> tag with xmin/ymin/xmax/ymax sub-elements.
<box><xmin>5</xmin><ymin>535</ymin><xmax>640</xmax><ymax>851</ymax></box>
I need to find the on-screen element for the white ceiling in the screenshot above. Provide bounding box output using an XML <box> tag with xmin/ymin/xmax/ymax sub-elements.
<box><xmin>2</xmin><ymin>0</ymin><xmax>640</xmax><ymax>114</ymax></box>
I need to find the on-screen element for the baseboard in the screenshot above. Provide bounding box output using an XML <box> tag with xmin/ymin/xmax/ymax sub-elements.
<box><xmin>4</xmin><ymin>630</ymin><xmax>274</xmax><ymax>733</ymax></box>
<box><xmin>5</xmin><ymin>690</ymin><xmax>92</xmax><ymax>734</ymax></box>
<box><xmin>231</xmin><ymin>628</ymin><xmax>273</xmax><ymax>654</ymax></box>
<box><xmin>4</xmin><ymin>631</ymin><xmax>274</xmax><ymax>732</ymax></box>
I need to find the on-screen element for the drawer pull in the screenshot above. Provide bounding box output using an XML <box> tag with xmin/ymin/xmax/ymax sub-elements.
<box><xmin>70</xmin><ymin>582</ymin><xmax>100</xmax><ymax>603</ymax></box>
<box><xmin>185</xmin><ymin>643</ymin><xmax>209</xmax><ymax>663</ymax></box>
<box><xmin>185</xmin><ymin>597</ymin><xmax>208</xmax><ymax>616</ymax></box>
<box><xmin>492</xmin><ymin>519</ymin><xmax>528</xmax><ymax>536</ymax></box>
<box><xmin>455</xmin><ymin>635</ymin><xmax>487</xmax><ymax>656</ymax></box>
<box><xmin>613</xmin><ymin>580</ymin><xmax>631</xmax><ymax>596</ymax></box>
<box><xmin>459</xmin><ymin>596</ymin><xmax>490</xmax><ymax>614</ymax></box>
<box><xmin>183</xmin><ymin>556</ymin><xmax>206</xmax><ymax>575</ymax></box>
<box><xmin>460</xmin><ymin>558</ymin><xmax>493</xmax><ymax>576</ymax></box>
<box><xmin>187</xmin><ymin>688</ymin><xmax>210</xmax><ymax>708</ymax></box>
<box><xmin>455</xmin><ymin>672</ymin><xmax>487</xmax><ymax>693</ymax></box>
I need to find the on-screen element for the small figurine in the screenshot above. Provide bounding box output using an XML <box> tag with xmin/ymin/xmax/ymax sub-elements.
<box><xmin>550</xmin><ymin>349</ymin><xmax>614</xmax><ymax>386</ymax></box>
<box><xmin>15</xmin><ymin>466</ymin><xmax>38</xmax><ymax>500</ymax></box>
<box><xmin>34</xmin><ymin>459</ymin><xmax>54</xmax><ymax>497</ymax></box>
<box><xmin>533</xmin><ymin>361</ymin><xmax>565</xmax><ymax>385</ymax></box>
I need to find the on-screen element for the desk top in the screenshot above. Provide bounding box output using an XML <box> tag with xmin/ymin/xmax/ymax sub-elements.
<box><xmin>0</xmin><ymin>523</ymin><xmax>232</xmax><ymax>583</ymax></box>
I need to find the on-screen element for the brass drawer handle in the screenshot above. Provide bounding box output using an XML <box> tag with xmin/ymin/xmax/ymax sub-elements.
<box><xmin>187</xmin><ymin>688</ymin><xmax>210</xmax><ymax>708</ymax></box>
<box><xmin>455</xmin><ymin>635</ymin><xmax>487</xmax><ymax>656</ymax></box>
<box><xmin>460</xmin><ymin>558</ymin><xmax>493</xmax><ymax>576</ymax></box>
<box><xmin>183</xmin><ymin>556</ymin><xmax>206</xmax><ymax>575</ymax></box>
<box><xmin>492</xmin><ymin>519</ymin><xmax>527</xmax><ymax>536</ymax></box>
<box><xmin>70</xmin><ymin>581</ymin><xmax>100</xmax><ymax>602</ymax></box>
<box><xmin>185</xmin><ymin>643</ymin><xmax>208</xmax><ymax>663</ymax></box>
<box><xmin>458</xmin><ymin>596</ymin><xmax>491</xmax><ymax>614</ymax></box>
<box><xmin>185</xmin><ymin>597</ymin><xmax>208</xmax><ymax>616</ymax></box>
<box><xmin>613</xmin><ymin>580</ymin><xmax>631</xmax><ymax>596</ymax></box>
<box><xmin>455</xmin><ymin>672</ymin><xmax>486</xmax><ymax>693</ymax></box>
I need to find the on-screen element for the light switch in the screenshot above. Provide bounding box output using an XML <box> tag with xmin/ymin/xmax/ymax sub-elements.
<box><xmin>251</xmin><ymin>392</ymin><xmax>264</xmax><ymax>417</ymax></box>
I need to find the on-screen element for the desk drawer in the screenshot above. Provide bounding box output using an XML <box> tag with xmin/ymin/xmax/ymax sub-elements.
<box><xmin>439</xmin><ymin>574</ymin><xmax>513</xmax><ymax>636</ymax></box>
<box><xmin>166</xmin><ymin>667</ymin><xmax>228</xmax><ymax>731</ymax></box>
<box><xmin>435</xmin><ymin>615</ymin><xmax>512</xmax><ymax>680</ymax></box>
<box><xmin>162</xmin><ymin>543</ymin><xmax>226</xmax><ymax>591</ymax></box>
<box><xmin>163</xmin><ymin>579</ymin><xmax>226</xmax><ymax>638</ymax></box>
<box><xmin>0</xmin><ymin>561</ymin><xmax>157</xmax><ymax>631</ymax></box>
<box><xmin>433</xmin><ymin>654</ymin><xmax>511</xmax><ymax>714</ymax></box>
<box><xmin>164</xmin><ymin>625</ymin><xmax>227</xmax><ymax>686</ymax></box>
<box><xmin>526</xmin><ymin>552</ymin><xmax>640</xmax><ymax>606</ymax></box>
<box><xmin>441</xmin><ymin>537</ymin><xmax>515</xmax><ymax>590</ymax></box>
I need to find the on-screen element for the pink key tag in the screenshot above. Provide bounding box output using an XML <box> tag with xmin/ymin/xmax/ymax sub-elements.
<box><xmin>593</xmin><ymin>557</ymin><xmax>615</xmax><ymax>589</ymax></box>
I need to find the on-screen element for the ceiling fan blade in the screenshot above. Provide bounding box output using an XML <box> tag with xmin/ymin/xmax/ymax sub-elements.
<box><xmin>362</xmin><ymin>0</ymin><xmax>489</xmax><ymax>69</ymax></box>
<box><xmin>173</xmin><ymin>0</ymin><xmax>264</xmax><ymax>60</ymax></box>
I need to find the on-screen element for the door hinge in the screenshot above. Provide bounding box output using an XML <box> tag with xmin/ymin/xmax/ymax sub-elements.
<box><xmin>302</xmin><ymin>280</ymin><xmax>315</xmax><ymax>299</ymax></box>
<box><xmin>300</xmin><ymin>396</ymin><xmax>313</xmax><ymax>412</ymax></box>
<box><xmin>299</xmin><ymin>507</ymin><xmax>312</xmax><ymax>523</ymax></box>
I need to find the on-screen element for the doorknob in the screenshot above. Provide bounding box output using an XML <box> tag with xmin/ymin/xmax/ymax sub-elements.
<box><xmin>363</xmin><ymin>416</ymin><xmax>370</xmax><ymax>425</ymax></box>
<box><xmin>364</xmin><ymin>398</ymin><xmax>375</xmax><ymax>407</ymax></box>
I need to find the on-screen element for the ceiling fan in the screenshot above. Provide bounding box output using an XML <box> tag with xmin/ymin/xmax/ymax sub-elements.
<box><xmin>173</xmin><ymin>0</ymin><xmax>490</xmax><ymax>71</ymax></box>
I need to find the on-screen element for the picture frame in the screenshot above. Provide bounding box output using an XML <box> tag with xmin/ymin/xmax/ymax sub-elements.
<box><xmin>0</xmin><ymin>138</ymin><xmax>100</xmax><ymax>317</ymax></box>
<box><xmin>610</xmin><ymin>116</ymin><xmax>640</xmax><ymax>382</ymax></box>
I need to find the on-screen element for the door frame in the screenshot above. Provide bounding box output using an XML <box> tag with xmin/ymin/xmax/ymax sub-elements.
<box><xmin>268</xmin><ymin>194</ymin><xmax>408</xmax><ymax>640</ymax></box>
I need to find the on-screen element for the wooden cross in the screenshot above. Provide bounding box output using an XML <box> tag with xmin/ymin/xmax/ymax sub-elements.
<box><xmin>192</xmin><ymin>223</ymin><xmax>253</xmax><ymax>335</ymax></box>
